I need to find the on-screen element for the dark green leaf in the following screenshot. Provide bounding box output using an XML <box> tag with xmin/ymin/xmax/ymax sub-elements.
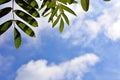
<box><xmin>15</xmin><ymin>0</ymin><xmax>40</xmax><ymax>17</ymax></box>
<box><xmin>39</xmin><ymin>0</ymin><xmax>48</xmax><ymax>10</ymax></box>
<box><xmin>42</xmin><ymin>7</ymin><xmax>50</xmax><ymax>16</ymax></box>
<box><xmin>0</xmin><ymin>20</ymin><xmax>12</xmax><ymax>35</ymax></box>
<box><xmin>81</xmin><ymin>0</ymin><xmax>89</xmax><ymax>11</ymax></box>
<box><xmin>24</xmin><ymin>0</ymin><xmax>39</xmax><ymax>8</ymax></box>
<box><xmin>60</xmin><ymin>4</ymin><xmax>76</xmax><ymax>16</ymax></box>
<box><xmin>14</xmin><ymin>27</ymin><xmax>21</xmax><ymax>49</ymax></box>
<box><xmin>14</xmin><ymin>10</ymin><xmax>38</xmax><ymax>27</ymax></box>
<box><xmin>59</xmin><ymin>18</ymin><xmax>64</xmax><ymax>32</ymax></box>
<box><xmin>43</xmin><ymin>12</ymin><xmax>51</xmax><ymax>17</ymax></box>
<box><xmin>0</xmin><ymin>7</ymin><xmax>12</xmax><ymax>18</ymax></box>
<box><xmin>16</xmin><ymin>20</ymin><xmax>36</xmax><ymax>37</ymax></box>
<box><xmin>0</xmin><ymin>0</ymin><xmax>10</xmax><ymax>5</ymax></box>
<box><xmin>104</xmin><ymin>0</ymin><xmax>110</xmax><ymax>1</ymax></box>
<box><xmin>67</xmin><ymin>0</ymin><xmax>74</xmax><ymax>4</ymax></box>
<box><xmin>52</xmin><ymin>14</ymin><xmax>61</xmax><ymax>28</ymax></box>
<box><xmin>62</xmin><ymin>13</ymin><xmax>69</xmax><ymax>25</ymax></box>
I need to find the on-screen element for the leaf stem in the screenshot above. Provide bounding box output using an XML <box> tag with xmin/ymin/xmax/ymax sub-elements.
<box><xmin>12</xmin><ymin>0</ymin><xmax>15</xmax><ymax>26</ymax></box>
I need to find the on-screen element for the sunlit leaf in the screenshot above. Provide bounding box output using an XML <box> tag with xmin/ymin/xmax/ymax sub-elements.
<box><xmin>0</xmin><ymin>20</ymin><xmax>12</xmax><ymax>35</ymax></box>
<box><xmin>24</xmin><ymin>0</ymin><xmax>39</xmax><ymax>8</ymax></box>
<box><xmin>48</xmin><ymin>6</ymin><xmax>58</xmax><ymax>22</ymax></box>
<box><xmin>62</xmin><ymin>13</ymin><xmax>69</xmax><ymax>25</ymax></box>
<box><xmin>52</xmin><ymin>14</ymin><xmax>61</xmax><ymax>28</ymax></box>
<box><xmin>0</xmin><ymin>0</ymin><xmax>10</xmax><ymax>5</ymax></box>
<box><xmin>14</xmin><ymin>27</ymin><xmax>21</xmax><ymax>49</ymax></box>
<box><xmin>15</xmin><ymin>10</ymin><xmax>38</xmax><ymax>27</ymax></box>
<box><xmin>60</xmin><ymin>4</ymin><xmax>76</xmax><ymax>16</ymax></box>
<box><xmin>59</xmin><ymin>18</ymin><xmax>64</xmax><ymax>32</ymax></box>
<box><xmin>58</xmin><ymin>0</ymin><xmax>67</xmax><ymax>4</ymax></box>
<box><xmin>81</xmin><ymin>0</ymin><xmax>89</xmax><ymax>11</ymax></box>
<box><xmin>0</xmin><ymin>7</ymin><xmax>12</xmax><ymax>18</ymax></box>
<box><xmin>15</xmin><ymin>0</ymin><xmax>40</xmax><ymax>17</ymax></box>
<box><xmin>48</xmin><ymin>0</ymin><xmax>56</xmax><ymax>8</ymax></box>
<box><xmin>16</xmin><ymin>20</ymin><xmax>36</xmax><ymax>37</ymax></box>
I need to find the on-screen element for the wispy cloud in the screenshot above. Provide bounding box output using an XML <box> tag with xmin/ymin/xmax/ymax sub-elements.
<box><xmin>0</xmin><ymin>54</ymin><xmax>14</xmax><ymax>75</ymax></box>
<box><xmin>15</xmin><ymin>53</ymin><xmax>99</xmax><ymax>80</ymax></box>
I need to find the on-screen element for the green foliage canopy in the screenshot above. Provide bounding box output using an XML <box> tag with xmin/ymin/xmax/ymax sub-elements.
<box><xmin>0</xmin><ymin>0</ymin><xmax>110</xmax><ymax>49</ymax></box>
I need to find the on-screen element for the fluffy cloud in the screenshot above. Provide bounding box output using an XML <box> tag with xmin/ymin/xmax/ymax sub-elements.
<box><xmin>15</xmin><ymin>53</ymin><xmax>99</xmax><ymax>80</ymax></box>
<box><xmin>60</xmin><ymin>0</ymin><xmax>120</xmax><ymax>45</ymax></box>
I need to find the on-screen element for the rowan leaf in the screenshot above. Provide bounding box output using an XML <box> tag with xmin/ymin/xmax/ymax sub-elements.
<box><xmin>60</xmin><ymin>4</ymin><xmax>76</xmax><ymax>16</ymax></box>
<box><xmin>0</xmin><ymin>20</ymin><xmax>12</xmax><ymax>35</ymax></box>
<box><xmin>62</xmin><ymin>13</ymin><xmax>69</xmax><ymax>25</ymax></box>
<box><xmin>0</xmin><ymin>7</ymin><xmax>12</xmax><ymax>18</ymax></box>
<box><xmin>24</xmin><ymin>0</ymin><xmax>39</xmax><ymax>8</ymax></box>
<box><xmin>52</xmin><ymin>14</ymin><xmax>61</xmax><ymax>28</ymax></box>
<box><xmin>14</xmin><ymin>27</ymin><xmax>21</xmax><ymax>49</ymax></box>
<box><xmin>59</xmin><ymin>18</ymin><xmax>64</xmax><ymax>32</ymax></box>
<box><xmin>15</xmin><ymin>0</ymin><xmax>40</xmax><ymax>17</ymax></box>
<box><xmin>0</xmin><ymin>0</ymin><xmax>10</xmax><ymax>5</ymax></box>
<box><xmin>15</xmin><ymin>10</ymin><xmax>38</xmax><ymax>27</ymax></box>
<box><xmin>16</xmin><ymin>20</ymin><xmax>36</xmax><ymax>37</ymax></box>
<box><xmin>81</xmin><ymin>0</ymin><xmax>89</xmax><ymax>11</ymax></box>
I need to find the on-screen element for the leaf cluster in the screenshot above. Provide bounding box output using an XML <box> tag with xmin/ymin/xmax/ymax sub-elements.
<box><xmin>0</xmin><ymin>0</ymin><xmax>110</xmax><ymax>49</ymax></box>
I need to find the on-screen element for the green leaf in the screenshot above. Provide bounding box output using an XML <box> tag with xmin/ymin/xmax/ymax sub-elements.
<box><xmin>60</xmin><ymin>4</ymin><xmax>76</xmax><ymax>16</ymax></box>
<box><xmin>48</xmin><ymin>0</ymin><xmax>56</xmax><ymax>8</ymax></box>
<box><xmin>39</xmin><ymin>0</ymin><xmax>48</xmax><ymax>10</ymax></box>
<box><xmin>0</xmin><ymin>0</ymin><xmax>10</xmax><ymax>5</ymax></box>
<box><xmin>52</xmin><ymin>14</ymin><xmax>61</xmax><ymax>28</ymax></box>
<box><xmin>14</xmin><ymin>10</ymin><xmax>38</xmax><ymax>27</ymax></box>
<box><xmin>16</xmin><ymin>20</ymin><xmax>36</xmax><ymax>37</ymax></box>
<box><xmin>14</xmin><ymin>27</ymin><xmax>21</xmax><ymax>49</ymax></box>
<box><xmin>0</xmin><ymin>20</ymin><xmax>12</xmax><ymax>35</ymax></box>
<box><xmin>62</xmin><ymin>13</ymin><xmax>69</xmax><ymax>25</ymax></box>
<box><xmin>58</xmin><ymin>0</ymin><xmax>67</xmax><ymax>4</ymax></box>
<box><xmin>59</xmin><ymin>18</ymin><xmax>64</xmax><ymax>32</ymax></box>
<box><xmin>0</xmin><ymin>7</ymin><xmax>12</xmax><ymax>18</ymax></box>
<box><xmin>15</xmin><ymin>0</ymin><xmax>40</xmax><ymax>17</ymax></box>
<box><xmin>42</xmin><ymin>7</ymin><xmax>50</xmax><ymax>16</ymax></box>
<box><xmin>24</xmin><ymin>0</ymin><xmax>39</xmax><ymax>8</ymax></box>
<box><xmin>81</xmin><ymin>0</ymin><xmax>89</xmax><ymax>11</ymax></box>
<box><xmin>67</xmin><ymin>0</ymin><xmax>74</xmax><ymax>4</ymax></box>
<box><xmin>104</xmin><ymin>0</ymin><xmax>110</xmax><ymax>1</ymax></box>
<box><xmin>48</xmin><ymin>6</ymin><xmax>58</xmax><ymax>22</ymax></box>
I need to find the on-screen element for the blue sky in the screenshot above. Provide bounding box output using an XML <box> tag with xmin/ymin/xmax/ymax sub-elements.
<box><xmin>0</xmin><ymin>0</ymin><xmax>120</xmax><ymax>80</ymax></box>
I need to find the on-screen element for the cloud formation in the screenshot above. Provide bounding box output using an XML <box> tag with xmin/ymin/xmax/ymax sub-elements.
<box><xmin>16</xmin><ymin>53</ymin><xmax>99</xmax><ymax>80</ymax></box>
<box><xmin>60</xmin><ymin>0</ymin><xmax>120</xmax><ymax>45</ymax></box>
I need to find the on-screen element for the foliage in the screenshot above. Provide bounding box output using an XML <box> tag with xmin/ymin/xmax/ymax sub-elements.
<box><xmin>0</xmin><ymin>0</ymin><xmax>110</xmax><ymax>49</ymax></box>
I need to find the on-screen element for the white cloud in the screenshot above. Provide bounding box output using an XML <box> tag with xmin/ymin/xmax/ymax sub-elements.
<box><xmin>15</xmin><ymin>53</ymin><xmax>99</xmax><ymax>80</ymax></box>
<box><xmin>60</xmin><ymin>0</ymin><xmax>120</xmax><ymax>45</ymax></box>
